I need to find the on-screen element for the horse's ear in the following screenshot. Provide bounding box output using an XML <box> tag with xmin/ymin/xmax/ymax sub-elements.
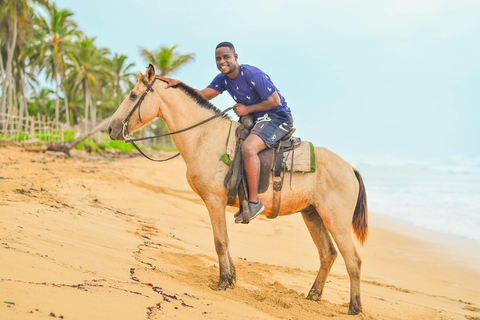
<box><xmin>146</xmin><ymin>64</ymin><xmax>155</xmax><ymax>82</ymax></box>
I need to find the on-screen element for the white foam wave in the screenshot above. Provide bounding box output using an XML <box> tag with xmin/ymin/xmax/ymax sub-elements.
<box><xmin>355</xmin><ymin>158</ymin><xmax>480</xmax><ymax>243</ymax></box>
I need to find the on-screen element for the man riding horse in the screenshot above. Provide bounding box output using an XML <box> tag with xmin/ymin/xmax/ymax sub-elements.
<box><xmin>166</xmin><ymin>41</ymin><xmax>294</xmax><ymax>223</ymax></box>
<box><xmin>109</xmin><ymin>47</ymin><xmax>367</xmax><ymax>314</ymax></box>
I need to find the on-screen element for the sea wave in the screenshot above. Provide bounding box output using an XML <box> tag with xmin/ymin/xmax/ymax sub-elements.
<box><xmin>349</xmin><ymin>154</ymin><xmax>480</xmax><ymax>174</ymax></box>
<box><xmin>352</xmin><ymin>155</ymin><xmax>480</xmax><ymax>243</ymax></box>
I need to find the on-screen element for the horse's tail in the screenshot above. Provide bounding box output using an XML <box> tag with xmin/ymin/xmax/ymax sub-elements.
<box><xmin>352</xmin><ymin>169</ymin><xmax>368</xmax><ymax>245</ymax></box>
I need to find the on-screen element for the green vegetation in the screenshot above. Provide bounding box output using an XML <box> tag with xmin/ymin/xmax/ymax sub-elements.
<box><xmin>102</xmin><ymin>139</ymin><xmax>135</xmax><ymax>153</ymax></box>
<box><xmin>0</xmin><ymin>0</ymin><xmax>195</xmax><ymax>151</ymax></box>
<box><xmin>0</xmin><ymin>129</ymin><xmax>75</xmax><ymax>142</ymax></box>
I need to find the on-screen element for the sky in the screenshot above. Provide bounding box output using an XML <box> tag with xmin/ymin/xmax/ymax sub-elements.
<box><xmin>57</xmin><ymin>0</ymin><xmax>480</xmax><ymax>164</ymax></box>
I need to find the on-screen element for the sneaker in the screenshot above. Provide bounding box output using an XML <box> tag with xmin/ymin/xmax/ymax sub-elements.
<box><xmin>234</xmin><ymin>209</ymin><xmax>242</xmax><ymax>219</ymax></box>
<box><xmin>235</xmin><ymin>201</ymin><xmax>264</xmax><ymax>224</ymax></box>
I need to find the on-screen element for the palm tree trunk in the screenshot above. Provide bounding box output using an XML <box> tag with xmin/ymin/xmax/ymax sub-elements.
<box><xmin>84</xmin><ymin>78</ymin><xmax>90</xmax><ymax>133</ymax></box>
<box><xmin>55</xmin><ymin>75</ymin><xmax>60</xmax><ymax>127</ymax></box>
<box><xmin>0</xmin><ymin>47</ymin><xmax>5</xmax><ymax>119</ymax></box>
<box><xmin>19</xmin><ymin>71</ymin><xmax>28</xmax><ymax>118</ymax></box>
<box><xmin>17</xmin><ymin>73</ymin><xmax>27</xmax><ymax>134</ymax></box>
<box><xmin>1</xmin><ymin>16</ymin><xmax>17</xmax><ymax>132</ymax></box>
<box><xmin>60</xmin><ymin>70</ymin><xmax>70</xmax><ymax>126</ymax></box>
<box><xmin>116</xmin><ymin>79</ymin><xmax>122</xmax><ymax>106</ymax></box>
<box><xmin>12</xmin><ymin>78</ymin><xmax>19</xmax><ymax>131</ymax></box>
<box><xmin>62</xmin><ymin>83</ymin><xmax>70</xmax><ymax>127</ymax></box>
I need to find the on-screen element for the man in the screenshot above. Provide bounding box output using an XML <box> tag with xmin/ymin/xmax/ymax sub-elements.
<box><xmin>168</xmin><ymin>42</ymin><xmax>293</xmax><ymax>223</ymax></box>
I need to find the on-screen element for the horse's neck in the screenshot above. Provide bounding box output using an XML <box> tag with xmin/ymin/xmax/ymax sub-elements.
<box><xmin>158</xmin><ymin>87</ymin><xmax>230</xmax><ymax>163</ymax></box>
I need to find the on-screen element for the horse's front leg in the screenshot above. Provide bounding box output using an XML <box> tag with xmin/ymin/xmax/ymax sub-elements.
<box><xmin>204</xmin><ymin>196</ymin><xmax>236</xmax><ymax>290</ymax></box>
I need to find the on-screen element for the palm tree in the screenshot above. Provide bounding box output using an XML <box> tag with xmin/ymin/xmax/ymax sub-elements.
<box><xmin>23</xmin><ymin>2</ymin><xmax>80</xmax><ymax>126</ymax></box>
<box><xmin>110</xmin><ymin>53</ymin><xmax>135</xmax><ymax>106</ymax></box>
<box><xmin>27</xmin><ymin>87</ymin><xmax>55</xmax><ymax>118</ymax></box>
<box><xmin>13</xmin><ymin>49</ymin><xmax>39</xmax><ymax>124</ymax></box>
<box><xmin>67</xmin><ymin>36</ymin><xmax>111</xmax><ymax>132</ymax></box>
<box><xmin>139</xmin><ymin>45</ymin><xmax>195</xmax><ymax>76</ymax></box>
<box><xmin>0</xmin><ymin>0</ymin><xmax>37</xmax><ymax>129</ymax></box>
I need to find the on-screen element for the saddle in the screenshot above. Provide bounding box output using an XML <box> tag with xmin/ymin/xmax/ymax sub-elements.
<box><xmin>223</xmin><ymin>115</ymin><xmax>302</xmax><ymax>223</ymax></box>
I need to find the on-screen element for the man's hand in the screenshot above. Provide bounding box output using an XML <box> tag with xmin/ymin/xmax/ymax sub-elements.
<box><xmin>233</xmin><ymin>103</ymin><xmax>249</xmax><ymax>116</ymax></box>
<box><xmin>161</xmin><ymin>78</ymin><xmax>181</xmax><ymax>89</ymax></box>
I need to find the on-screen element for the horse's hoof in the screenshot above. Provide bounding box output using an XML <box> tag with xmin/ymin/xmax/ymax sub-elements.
<box><xmin>347</xmin><ymin>306</ymin><xmax>362</xmax><ymax>315</ymax></box>
<box><xmin>306</xmin><ymin>290</ymin><xmax>322</xmax><ymax>301</ymax></box>
<box><xmin>214</xmin><ymin>283</ymin><xmax>228</xmax><ymax>291</ymax></box>
<box><xmin>214</xmin><ymin>279</ymin><xmax>235</xmax><ymax>291</ymax></box>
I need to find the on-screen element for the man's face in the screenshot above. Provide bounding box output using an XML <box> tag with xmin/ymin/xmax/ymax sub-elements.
<box><xmin>215</xmin><ymin>47</ymin><xmax>238</xmax><ymax>75</ymax></box>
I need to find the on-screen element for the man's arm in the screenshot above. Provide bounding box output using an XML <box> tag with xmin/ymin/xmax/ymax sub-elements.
<box><xmin>163</xmin><ymin>78</ymin><xmax>219</xmax><ymax>101</ymax></box>
<box><xmin>233</xmin><ymin>91</ymin><xmax>281</xmax><ymax>116</ymax></box>
<box><xmin>200</xmin><ymin>87</ymin><xmax>220</xmax><ymax>100</ymax></box>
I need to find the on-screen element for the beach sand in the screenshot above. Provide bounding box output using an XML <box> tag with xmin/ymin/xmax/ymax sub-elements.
<box><xmin>1</xmin><ymin>146</ymin><xmax>479</xmax><ymax>320</ymax></box>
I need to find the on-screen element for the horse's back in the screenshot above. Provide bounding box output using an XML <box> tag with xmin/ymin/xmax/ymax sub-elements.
<box><xmin>311</xmin><ymin>146</ymin><xmax>360</xmax><ymax>217</ymax></box>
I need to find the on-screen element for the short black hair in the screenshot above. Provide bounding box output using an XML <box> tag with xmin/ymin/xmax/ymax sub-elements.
<box><xmin>216</xmin><ymin>41</ymin><xmax>235</xmax><ymax>51</ymax></box>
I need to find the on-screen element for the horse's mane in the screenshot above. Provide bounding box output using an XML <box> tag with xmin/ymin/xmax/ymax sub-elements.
<box><xmin>175</xmin><ymin>82</ymin><xmax>225</xmax><ymax>116</ymax></box>
<box><xmin>138</xmin><ymin>73</ymin><xmax>228</xmax><ymax>118</ymax></box>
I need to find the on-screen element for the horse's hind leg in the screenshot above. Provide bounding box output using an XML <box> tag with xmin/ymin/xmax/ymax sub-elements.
<box><xmin>301</xmin><ymin>206</ymin><xmax>338</xmax><ymax>301</ymax></box>
<box><xmin>323</xmin><ymin>215</ymin><xmax>363</xmax><ymax>315</ymax></box>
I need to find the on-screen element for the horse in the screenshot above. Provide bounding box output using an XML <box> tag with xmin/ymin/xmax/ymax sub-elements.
<box><xmin>107</xmin><ymin>65</ymin><xmax>368</xmax><ymax>315</ymax></box>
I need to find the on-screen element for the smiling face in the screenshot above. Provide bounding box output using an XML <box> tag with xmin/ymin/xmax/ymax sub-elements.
<box><xmin>215</xmin><ymin>46</ymin><xmax>239</xmax><ymax>79</ymax></box>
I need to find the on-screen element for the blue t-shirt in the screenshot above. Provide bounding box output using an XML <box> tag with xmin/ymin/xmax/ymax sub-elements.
<box><xmin>207</xmin><ymin>64</ymin><xmax>291</xmax><ymax>119</ymax></box>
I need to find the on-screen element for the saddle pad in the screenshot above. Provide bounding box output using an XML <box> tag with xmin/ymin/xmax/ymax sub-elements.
<box><xmin>283</xmin><ymin>141</ymin><xmax>316</xmax><ymax>173</ymax></box>
<box><xmin>222</xmin><ymin>123</ymin><xmax>315</xmax><ymax>174</ymax></box>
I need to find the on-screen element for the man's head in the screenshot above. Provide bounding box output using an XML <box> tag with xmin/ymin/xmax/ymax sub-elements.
<box><xmin>215</xmin><ymin>41</ymin><xmax>239</xmax><ymax>78</ymax></box>
<box><xmin>216</xmin><ymin>41</ymin><xmax>235</xmax><ymax>52</ymax></box>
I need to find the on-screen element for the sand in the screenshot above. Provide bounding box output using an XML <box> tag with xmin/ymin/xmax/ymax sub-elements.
<box><xmin>1</xmin><ymin>146</ymin><xmax>479</xmax><ymax>320</ymax></box>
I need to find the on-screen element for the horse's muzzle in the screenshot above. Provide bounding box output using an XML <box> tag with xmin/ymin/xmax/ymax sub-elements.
<box><xmin>107</xmin><ymin>120</ymin><xmax>125</xmax><ymax>141</ymax></box>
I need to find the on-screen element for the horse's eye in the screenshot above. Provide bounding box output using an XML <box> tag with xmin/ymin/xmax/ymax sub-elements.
<box><xmin>130</xmin><ymin>92</ymin><xmax>138</xmax><ymax>100</ymax></box>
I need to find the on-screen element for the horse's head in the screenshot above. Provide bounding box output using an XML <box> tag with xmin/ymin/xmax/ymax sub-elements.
<box><xmin>108</xmin><ymin>64</ymin><xmax>161</xmax><ymax>140</ymax></box>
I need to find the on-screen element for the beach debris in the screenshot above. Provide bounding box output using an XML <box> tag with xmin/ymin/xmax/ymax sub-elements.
<box><xmin>23</xmin><ymin>146</ymin><xmax>46</xmax><ymax>153</ymax></box>
<box><xmin>4</xmin><ymin>300</ymin><xmax>15</xmax><ymax>306</ymax></box>
<box><xmin>14</xmin><ymin>188</ymin><xmax>31</xmax><ymax>195</ymax></box>
<box><xmin>48</xmin><ymin>116</ymin><xmax>112</xmax><ymax>157</ymax></box>
<box><xmin>146</xmin><ymin>302</ymin><xmax>162</xmax><ymax>319</ymax></box>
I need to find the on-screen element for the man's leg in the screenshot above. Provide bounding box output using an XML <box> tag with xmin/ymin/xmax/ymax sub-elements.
<box><xmin>241</xmin><ymin>133</ymin><xmax>267</xmax><ymax>202</ymax></box>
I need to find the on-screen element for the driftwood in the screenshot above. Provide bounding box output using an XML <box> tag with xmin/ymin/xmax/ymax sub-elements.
<box><xmin>46</xmin><ymin>116</ymin><xmax>112</xmax><ymax>156</ymax></box>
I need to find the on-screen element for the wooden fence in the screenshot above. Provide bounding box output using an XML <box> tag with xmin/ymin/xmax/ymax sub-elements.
<box><xmin>0</xmin><ymin>113</ymin><xmax>72</xmax><ymax>144</ymax></box>
<box><xmin>0</xmin><ymin>113</ymin><xmax>175</xmax><ymax>151</ymax></box>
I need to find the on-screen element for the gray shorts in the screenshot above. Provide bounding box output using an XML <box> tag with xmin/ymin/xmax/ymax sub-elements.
<box><xmin>250</xmin><ymin>112</ymin><xmax>294</xmax><ymax>148</ymax></box>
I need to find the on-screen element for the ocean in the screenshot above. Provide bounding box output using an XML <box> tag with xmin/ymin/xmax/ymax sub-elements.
<box><xmin>349</xmin><ymin>155</ymin><xmax>480</xmax><ymax>243</ymax></box>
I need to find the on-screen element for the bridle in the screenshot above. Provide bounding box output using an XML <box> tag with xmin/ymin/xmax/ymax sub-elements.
<box><xmin>122</xmin><ymin>76</ymin><xmax>156</xmax><ymax>138</ymax></box>
<box><xmin>122</xmin><ymin>75</ymin><xmax>233</xmax><ymax>162</ymax></box>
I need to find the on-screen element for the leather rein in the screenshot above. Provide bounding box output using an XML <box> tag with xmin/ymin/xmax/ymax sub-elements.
<box><xmin>122</xmin><ymin>75</ymin><xmax>233</xmax><ymax>162</ymax></box>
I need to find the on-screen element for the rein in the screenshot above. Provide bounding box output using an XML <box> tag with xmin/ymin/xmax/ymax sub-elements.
<box><xmin>122</xmin><ymin>75</ymin><xmax>233</xmax><ymax>162</ymax></box>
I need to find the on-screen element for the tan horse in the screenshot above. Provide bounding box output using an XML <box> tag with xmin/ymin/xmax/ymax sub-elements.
<box><xmin>108</xmin><ymin>65</ymin><xmax>368</xmax><ymax>315</ymax></box>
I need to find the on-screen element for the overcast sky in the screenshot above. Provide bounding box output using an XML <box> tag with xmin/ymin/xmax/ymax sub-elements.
<box><xmin>58</xmin><ymin>0</ymin><xmax>480</xmax><ymax>164</ymax></box>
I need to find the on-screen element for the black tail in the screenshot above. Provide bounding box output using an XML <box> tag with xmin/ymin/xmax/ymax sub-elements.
<box><xmin>352</xmin><ymin>169</ymin><xmax>368</xmax><ymax>245</ymax></box>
